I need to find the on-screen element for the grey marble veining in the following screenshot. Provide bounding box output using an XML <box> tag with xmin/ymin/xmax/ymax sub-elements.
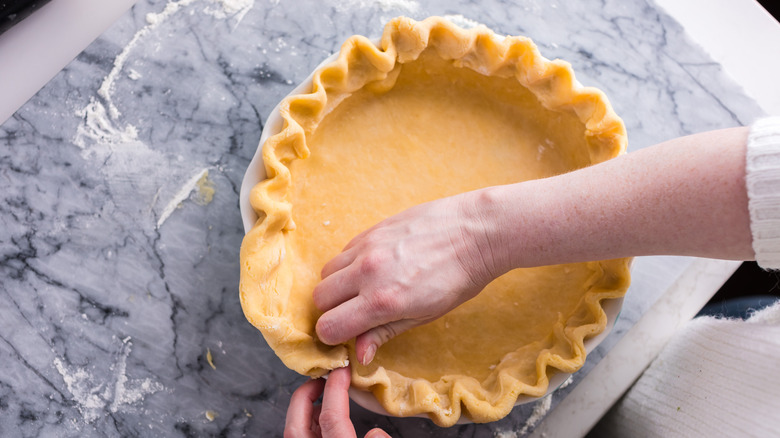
<box><xmin>0</xmin><ymin>0</ymin><xmax>764</xmax><ymax>436</ymax></box>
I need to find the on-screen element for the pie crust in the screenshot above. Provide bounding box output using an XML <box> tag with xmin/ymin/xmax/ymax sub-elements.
<box><xmin>240</xmin><ymin>16</ymin><xmax>631</xmax><ymax>426</ymax></box>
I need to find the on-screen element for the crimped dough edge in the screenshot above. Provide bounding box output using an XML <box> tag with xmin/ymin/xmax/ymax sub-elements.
<box><xmin>239</xmin><ymin>16</ymin><xmax>630</xmax><ymax>426</ymax></box>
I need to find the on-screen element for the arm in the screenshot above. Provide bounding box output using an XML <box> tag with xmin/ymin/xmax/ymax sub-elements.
<box><xmin>314</xmin><ymin>127</ymin><xmax>753</xmax><ymax>365</ymax></box>
<box><xmin>481</xmin><ymin>126</ymin><xmax>753</xmax><ymax>269</ymax></box>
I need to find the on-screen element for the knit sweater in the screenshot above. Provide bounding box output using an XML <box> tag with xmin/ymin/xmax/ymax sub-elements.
<box><xmin>593</xmin><ymin>117</ymin><xmax>780</xmax><ymax>438</ymax></box>
<box><xmin>747</xmin><ymin>117</ymin><xmax>780</xmax><ymax>268</ymax></box>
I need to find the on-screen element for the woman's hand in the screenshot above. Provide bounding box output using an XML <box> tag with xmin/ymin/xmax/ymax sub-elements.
<box><xmin>313</xmin><ymin>193</ymin><xmax>504</xmax><ymax>365</ymax></box>
<box><xmin>284</xmin><ymin>367</ymin><xmax>390</xmax><ymax>438</ymax></box>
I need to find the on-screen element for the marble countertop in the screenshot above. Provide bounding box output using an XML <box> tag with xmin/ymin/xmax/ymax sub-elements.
<box><xmin>0</xmin><ymin>0</ymin><xmax>769</xmax><ymax>436</ymax></box>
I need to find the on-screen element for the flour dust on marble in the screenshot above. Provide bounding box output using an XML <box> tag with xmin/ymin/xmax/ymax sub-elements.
<box><xmin>53</xmin><ymin>338</ymin><xmax>163</xmax><ymax>423</ymax></box>
<box><xmin>74</xmin><ymin>97</ymin><xmax>140</xmax><ymax>149</ymax></box>
<box><xmin>491</xmin><ymin>376</ymin><xmax>573</xmax><ymax>437</ymax></box>
<box><xmin>441</xmin><ymin>14</ymin><xmax>486</xmax><ymax>29</ymax></box>
<box><xmin>73</xmin><ymin>0</ymin><xmax>200</xmax><ymax>148</ymax></box>
<box><xmin>203</xmin><ymin>0</ymin><xmax>255</xmax><ymax>28</ymax></box>
<box><xmin>156</xmin><ymin>168</ymin><xmax>215</xmax><ymax>229</ymax></box>
<box><xmin>490</xmin><ymin>396</ymin><xmax>551</xmax><ymax>438</ymax></box>
<box><xmin>329</xmin><ymin>0</ymin><xmax>420</xmax><ymax>13</ymax></box>
<box><xmin>101</xmin><ymin>0</ymin><xmax>199</xmax><ymax>124</ymax></box>
<box><xmin>72</xmin><ymin>0</ymin><xmax>243</xmax><ymax>231</ymax></box>
<box><xmin>74</xmin><ymin>0</ymin><xmax>252</xmax><ymax>147</ymax></box>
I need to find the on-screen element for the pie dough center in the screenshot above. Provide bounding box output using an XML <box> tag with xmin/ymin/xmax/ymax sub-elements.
<box><xmin>240</xmin><ymin>17</ymin><xmax>630</xmax><ymax>426</ymax></box>
<box><xmin>286</xmin><ymin>51</ymin><xmax>598</xmax><ymax>383</ymax></box>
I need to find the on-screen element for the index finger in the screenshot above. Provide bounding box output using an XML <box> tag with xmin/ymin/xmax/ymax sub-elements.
<box><xmin>285</xmin><ymin>378</ymin><xmax>324</xmax><ymax>438</ymax></box>
<box><xmin>322</xmin><ymin>367</ymin><xmax>351</xmax><ymax>413</ymax></box>
<box><xmin>316</xmin><ymin>295</ymin><xmax>377</xmax><ymax>345</ymax></box>
<box><xmin>318</xmin><ymin>367</ymin><xmax>357</xmax><ymax>438</ymax></box>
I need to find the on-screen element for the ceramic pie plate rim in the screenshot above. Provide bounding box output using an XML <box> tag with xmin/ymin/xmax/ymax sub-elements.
<box><xmin>238</xmin><ymin>41</ymin><xmax>625</xmax><ymax>423</ymax></box>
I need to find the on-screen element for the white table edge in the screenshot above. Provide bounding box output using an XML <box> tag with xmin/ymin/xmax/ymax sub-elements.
<box><xmin>0</xmin><ymin>0</ymin><xmax>139</xmax><ymax>125</ymax></box>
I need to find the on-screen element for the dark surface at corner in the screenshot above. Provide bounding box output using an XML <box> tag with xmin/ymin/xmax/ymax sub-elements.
<box><xmin>757</xmin><ymin>0</ymin><xmax>780</xmax><ymax>22</ymax></box>
<box><xmin>0</xmin><ymin>0</ymin><xmax>50</xmax><ymax>34</ymax></box>
<box><xmin>709</xmin><ymin>261</ymin><xmax>780</xmax><ymax>306</ymax></box>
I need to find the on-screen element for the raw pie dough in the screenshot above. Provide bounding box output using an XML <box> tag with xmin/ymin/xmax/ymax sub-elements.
<box><xmin>240</xmin><ymin>17</ymin><xmax>631</xmax><ymax>427</ymax></box>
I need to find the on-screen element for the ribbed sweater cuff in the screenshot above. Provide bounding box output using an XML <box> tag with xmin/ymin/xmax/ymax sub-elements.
<box><xmin>746</xmin><ymin>116</ymin><xmax>780</xmax><ymax>269</ymax></box>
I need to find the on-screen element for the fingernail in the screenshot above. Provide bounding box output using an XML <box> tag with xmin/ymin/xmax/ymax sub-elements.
<box><xmin>361</xmin><ymin>343</ymin><xmax>376</xmax><ymax>366</ymax></box>
<box><xmin>365</xmin><ymin>429</ymin><xmax>386</xmax><ymax>438</ymax></box>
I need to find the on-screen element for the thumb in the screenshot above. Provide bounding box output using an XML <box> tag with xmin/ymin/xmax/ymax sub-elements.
<box><xmin>355</xmin><ymin>320</ymin><xmax>419</xmax><ymax>366</ymax></box>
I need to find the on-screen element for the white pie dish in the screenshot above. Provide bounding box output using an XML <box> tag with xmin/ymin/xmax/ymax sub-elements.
<box><xmin>239</xmin><ymin>42</ymin><xmax>625</xmax><ymax>423</ymax></box>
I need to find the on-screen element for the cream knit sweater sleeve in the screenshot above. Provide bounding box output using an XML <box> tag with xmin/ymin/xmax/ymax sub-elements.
<box><xmin>746</xmin><ymin>116</ymin><xmax>780</xmax><ymax>269</ymax></box>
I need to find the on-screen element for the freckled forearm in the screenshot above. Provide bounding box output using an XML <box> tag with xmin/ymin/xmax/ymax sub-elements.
<box><xmin>472</xmin><ymin>127</ymin><xmax>753</xmax><ymax>272</ymax></box>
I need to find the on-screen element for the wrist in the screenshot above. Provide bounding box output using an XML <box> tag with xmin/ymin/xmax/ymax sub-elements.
<box><xmin>462</xmin><ymin>178</ymin><xmax>582</xmax><ymax>271</ymax></box>
<box><xmin>456</xmin><ymin>185</ymin><xmax>521</xmax><ymax>279</ymax></box>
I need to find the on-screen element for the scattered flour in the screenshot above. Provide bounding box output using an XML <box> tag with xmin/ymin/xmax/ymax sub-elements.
<box><xmin>101</xmin><ymin>0</ymin><xmax>199</xmax><ymax>120</ymax></box>
<box><xmin>329</xmin><ymin>0</ymin><xmax>419</xmax><ymax>13</ymax></box>
<box><xmin>75</xmin><ymin>0</ymin><xmax>254</xmax><ymax>151</ymax></box>
<box><xmin>374</xmin><ymin>0</ymin><xmax>419</xmax><ymax>11</ymax></box>
<box><xmin>109</xmin><ymin>343</ymin><xmax>162</xmax><ymax>413</ymax></box>
<box><xmin>212</xmin><ymin>0</ymin><xmax>253</xmax><ymax>15</ymax></box>
<box><xmin>145</xmin><ymin>0</ymin><xmax>197</xmax><ymax>26</ymax></box>
<box><xmin>518</xmin><ymin>395</ymin><xmax>553</xmax><ymax>435</ymax></box>
<box><xmin>492</xmin><ymin>394</ymin><xmax>554</xmax><ymax>437</ymax></box>
<box><xmin>127</xmin><ymin>69</ymin><xmax>142</xmax><ymax>80</ymax></box>
<box><xmin>442</xmin><ymin>14</ymin><xmax>485</xmax><ymax>29</ymax></box>
<box><xmin>74</xmin><ymin>98</ymin><xmax>139</xmax><ymax>149</ymax></box>
<box><xmin>156</xmin><ymin>168</ymin><xmax>211</xmax><ymax>228</ymax></box>
<box><xmin>73</xmin><ymin>0</ymin><xmax>198</xmax><ymax>153</ymax></box>
<box><xmin>53</xmin><ymin>358</ymin><xmax>105</xmax><ymax>423</ymax></box>
<box><xmin>53</xmin><ymin>340</ymin><xmax>163</xmax><ymax>423</ymax></box>
<box><xmin>71</xmin><ymin>0</ymin><xmax>243</xmax><ymax>232</ymax></box>
<box><xmin>203</xmin><ymin>0</ymin><xmax>255</xmax><ymax>27</ymax></box>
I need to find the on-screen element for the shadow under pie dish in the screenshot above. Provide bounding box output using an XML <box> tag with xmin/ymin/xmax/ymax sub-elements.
<box><xmin>239</xmin><ymin>16</ymin><xmax>631</xmax><ymax>427</ymax></box>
